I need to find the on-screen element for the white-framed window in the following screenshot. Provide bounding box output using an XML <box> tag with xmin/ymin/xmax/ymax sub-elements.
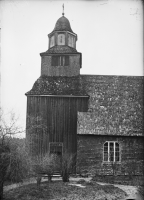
<box><xmin>103</xmin><ymin>141</ymin><xmax>120</xmax><ymax>162</ymax></box>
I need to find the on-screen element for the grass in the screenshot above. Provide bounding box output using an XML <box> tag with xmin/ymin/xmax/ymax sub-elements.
<box><xmin>4</xmin><ymin>179</ymin><xmax>127</xmax><ymax>200</ymax></box>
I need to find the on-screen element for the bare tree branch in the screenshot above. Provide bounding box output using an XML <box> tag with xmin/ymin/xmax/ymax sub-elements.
<box><xmin>0</xmin><ymin>108</ymin><xmax>25</xmax><ymax>145</ymax></box>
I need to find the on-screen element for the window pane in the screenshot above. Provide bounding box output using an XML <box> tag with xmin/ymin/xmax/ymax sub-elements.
<box><xmin>52</xmin><ymin>56</ymin><xmax>59</xmax><ymax>66</ymax></box>
<box><xmin>104</xmin><ymin>146</ymin><xmax>108</xmax><ymax>152</ymax></box>
<box><xmin>58</xmin><ymin>34</ymin><xmax>65</xmax><ymax>45</ymax></box>
<box><xmin>65</xmin><ymin>56</ymin><xmax>69</xmax><ymax>66</ymax></box>
<box><xmin>62</xmin><ymin>56</ymin><xmax>65</xmax><ymax>66</ymax></box>
<box><xmin>104</xmin><ymin>142</ymin><xmax>108</xmax><ymax>147</ymax></box>
<box><xmin>115</xmin><ymin>143</ymin><xmax>119</xmax><ymax>151</ymax></box>
<box><xmin>50</xmin><ymin>35</ymin><xmax>55</xmax><ymax>48</ymax></box>
<box><xmin>115</xmin><ymin>151</ymin><xmax>120</xmax><ymax>161</ymax></box>
<box><xmin>110</xmin><ymin>152</ymin><xmax>114</xmax><ymax>161</ymax></box>
<box><xmin>110</xmin><ymin>142</ymin><xmax>114</xmax><ymax>151</ymax></box>
<box><xmin>104</xmin><ymin>142</ymin><xmax>108</xmax><ymax>161</ymax></box>
<box><xmin>104</xmin><ymin>147</ymin><xmax>108</xmax><ymax>152</ymax></box>
<box><xmin>68</xmin><ymin>34</ymin><xmax>75</xmax><ymax>47</ymax></box>
<box><xmin>104</xmin><ymin>142</ymin><xmax>108</xmax><ymax>151</ymax></box>
<box><xmin>51</xmin><ymin>57</ymin><xmax>54</xmax><ymax>66</ymax></box>
<box><xmin>59</xmin><ymin>56</ymin><xmax>61</xmax><ymax>66</ymax></box>
<box><xmin>104</xmin><ymin>152</ymin><xmax>108</xmax><ymax>161</ymax></box>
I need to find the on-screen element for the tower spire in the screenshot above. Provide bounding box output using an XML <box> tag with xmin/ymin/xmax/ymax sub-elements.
<box><xmin>62</xmin><ymin>4</ymin><xmax>64</xmax><ymax>16</ymax></box>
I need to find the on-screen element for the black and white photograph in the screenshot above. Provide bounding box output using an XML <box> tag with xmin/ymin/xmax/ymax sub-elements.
<box><xmin>0</xmin><ymin>0</ymin><xmax>143</xmax><ymax>199</ymax></box>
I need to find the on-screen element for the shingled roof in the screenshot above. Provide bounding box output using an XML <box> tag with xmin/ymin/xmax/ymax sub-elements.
<box><xmin>26</xmin><ymin>74</ymin><xmax>144</xmax><ymax>136</ymax></box>
<box><xmin>40</xmin><ymin>46</ymin><xmax>78</xmax><ymax>55</ymax></box>
<box><xmin>25</xmin><ymin>75</ymin><xmax>88</xmax><ymax>96</ymax></box>
<box><xmin>77</xmin><ymin>75</ymin><xmax>144</xmax><ymax>137</ymax></box>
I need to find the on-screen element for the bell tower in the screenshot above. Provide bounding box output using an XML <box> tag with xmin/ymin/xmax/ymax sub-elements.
<box><xmin>25</xmin><ymin>9</ymin><xmax>89</xmax><ymax>168</ymax></box>
<box><xmin>40</xmin><ymin>12</ymin><xmax>82</xmax><ymax>77</ymax></box>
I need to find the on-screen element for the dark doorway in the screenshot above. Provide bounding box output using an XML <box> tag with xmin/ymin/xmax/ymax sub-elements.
<box><xmin>49</xmin><ymin>142</ymin><xmax>63</xmax><ymax>173</ymax></box>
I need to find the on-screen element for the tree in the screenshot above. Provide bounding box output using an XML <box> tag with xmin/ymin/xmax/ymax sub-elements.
<box><xmin>61</xmin><ymin>153</ymin><xmax>75</xmax><ymax>182</ymax></box>
<box><xmin>7</xmin><ymin>142</ymin><xmax>31</xmax><ymax>182</ymax></box>
<box><xmin>25</xmin><ymin>114</ymin><xmax>48</xmax><ymax>156</ymax></box>
<box><xmin>0</xmin><ymin>108</ymin><xmax>23</xmax><ymax>143</ymax></box>
<box><xmin>0</xmin><ymin>108</ymin><xmax>24</xmax><ymax>200</ymax></box>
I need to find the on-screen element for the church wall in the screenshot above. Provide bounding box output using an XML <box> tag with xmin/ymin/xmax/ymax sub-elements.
<box><xmin>26</xmin><ymin>96</ymin><xmax>88</xmax><ymax>157</ymax></box>
<box><xmin>41</xmin><ymin>56</ymin><xmax>51</xmax><ymax>76</ymax></box>
<box><xmin>41</xmin><ymin>55</ymin><xmax>80</xmax><ymax>76</ymax></box>
<box><xmin>69</xmin><ymin>55</ymin><xmax>80</xmax><ymax>76</ymax></box>
<box><xmin>77</xmin><ymin>134</ymin><xmax>144</xmax><ymax>176</ymax></box>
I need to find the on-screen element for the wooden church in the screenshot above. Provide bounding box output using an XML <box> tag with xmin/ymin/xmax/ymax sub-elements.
<box><xmin>26</xmin><ymin>12</ymin><xmax>144</xmax><ymax>175</ymax></box>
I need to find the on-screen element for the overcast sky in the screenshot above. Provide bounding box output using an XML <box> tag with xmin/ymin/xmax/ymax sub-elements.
<box><xmin>0</xmin><ymin>0</ymin><xmax>143</xmax><ymax>137</ymax></box>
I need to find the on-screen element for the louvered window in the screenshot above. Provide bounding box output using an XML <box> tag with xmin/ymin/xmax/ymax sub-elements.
<box><xmin>51</xmin><ymin>56</ymin><xmax>59</xmax><ymax>66</ymax></box>
<box><xmin>51</xmin><ymin>56</ymin><xmax>69</xmax><ymax>66</ymax></box>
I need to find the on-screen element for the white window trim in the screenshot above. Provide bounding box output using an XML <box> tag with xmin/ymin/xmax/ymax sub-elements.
<box><xmin>103</xmin><ymin>141</ymin><xmax>121</xmax><ymax>163</ymax></box>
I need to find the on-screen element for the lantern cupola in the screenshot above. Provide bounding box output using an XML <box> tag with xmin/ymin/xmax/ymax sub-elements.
<box><xmin>40</xmin><ymin>12</ymin><xmax>82</xmax><ymax>77</ymax></box>
<box><xmin>48</xmin><ymin>15</ymin><xmax>77</xmax><ymax>49</ymax></box>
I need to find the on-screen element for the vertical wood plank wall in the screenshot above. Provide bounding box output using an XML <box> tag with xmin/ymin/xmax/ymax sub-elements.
<box><xmin>26</xmin><ymin>96</ymin><xmax>88</xmax><ymax>157</ymax></box>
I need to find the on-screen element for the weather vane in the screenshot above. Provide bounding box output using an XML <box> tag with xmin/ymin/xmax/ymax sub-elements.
<box><xmin>62</xmin><ymin>4</ymin><xmax>64</xmax><ymax>16</ymax></box>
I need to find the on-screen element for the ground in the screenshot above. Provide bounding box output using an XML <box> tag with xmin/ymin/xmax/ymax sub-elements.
<box><xmin>4</xmin><ymin>177</ymin><xmax>127</xmax><ymax>200</ymax></box>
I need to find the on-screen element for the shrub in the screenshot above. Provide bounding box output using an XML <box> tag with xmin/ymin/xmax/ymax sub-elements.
<box><xmin>30</xmin><ymin>153</ymin><xmax>57</xmax><ymax>186</ymax></box>
<box><xmin>0</xmin><ymin>144</ymin><xmax>10</xmax><ymax>200</ymax></box>
<box><xmin>6</xmin><ymin>144</ymin><xmax>31</xmax><ymax>183</ymax></box>
<box><xmin>61</xmin><ymin>153</ymin><xmax>74</xmax><ymax>182</ymax></box>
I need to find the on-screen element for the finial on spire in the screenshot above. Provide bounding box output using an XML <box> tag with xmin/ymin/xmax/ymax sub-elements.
<box><xmin>62</xmin><ymin>4</ymin><xmax>64</xmax><ymax>16</ymax></box>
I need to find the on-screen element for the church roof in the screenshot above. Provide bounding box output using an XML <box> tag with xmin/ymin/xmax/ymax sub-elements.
<box><xmin>49</xmin><ymin>16</ymin><xmax>75</xmax><ymax>35</ymax></box>
<box><xmin>25</xmin><ymin>75</ymin><xmax>88</xmax><ymax>96</ymax></box>
<box><xmin>26</xmin><ymin>75</ymin><xmax>144</xmax><ymax>137</ymax></box>
<box><xmin>40</xmin><ymin>45</ymin><xmax>78</xmax><ymax>55</ymax></box>
<box><xmin>77</xmin><ymin>75</ymin><xmax>144</xmax><ymax>137</ymax></box>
